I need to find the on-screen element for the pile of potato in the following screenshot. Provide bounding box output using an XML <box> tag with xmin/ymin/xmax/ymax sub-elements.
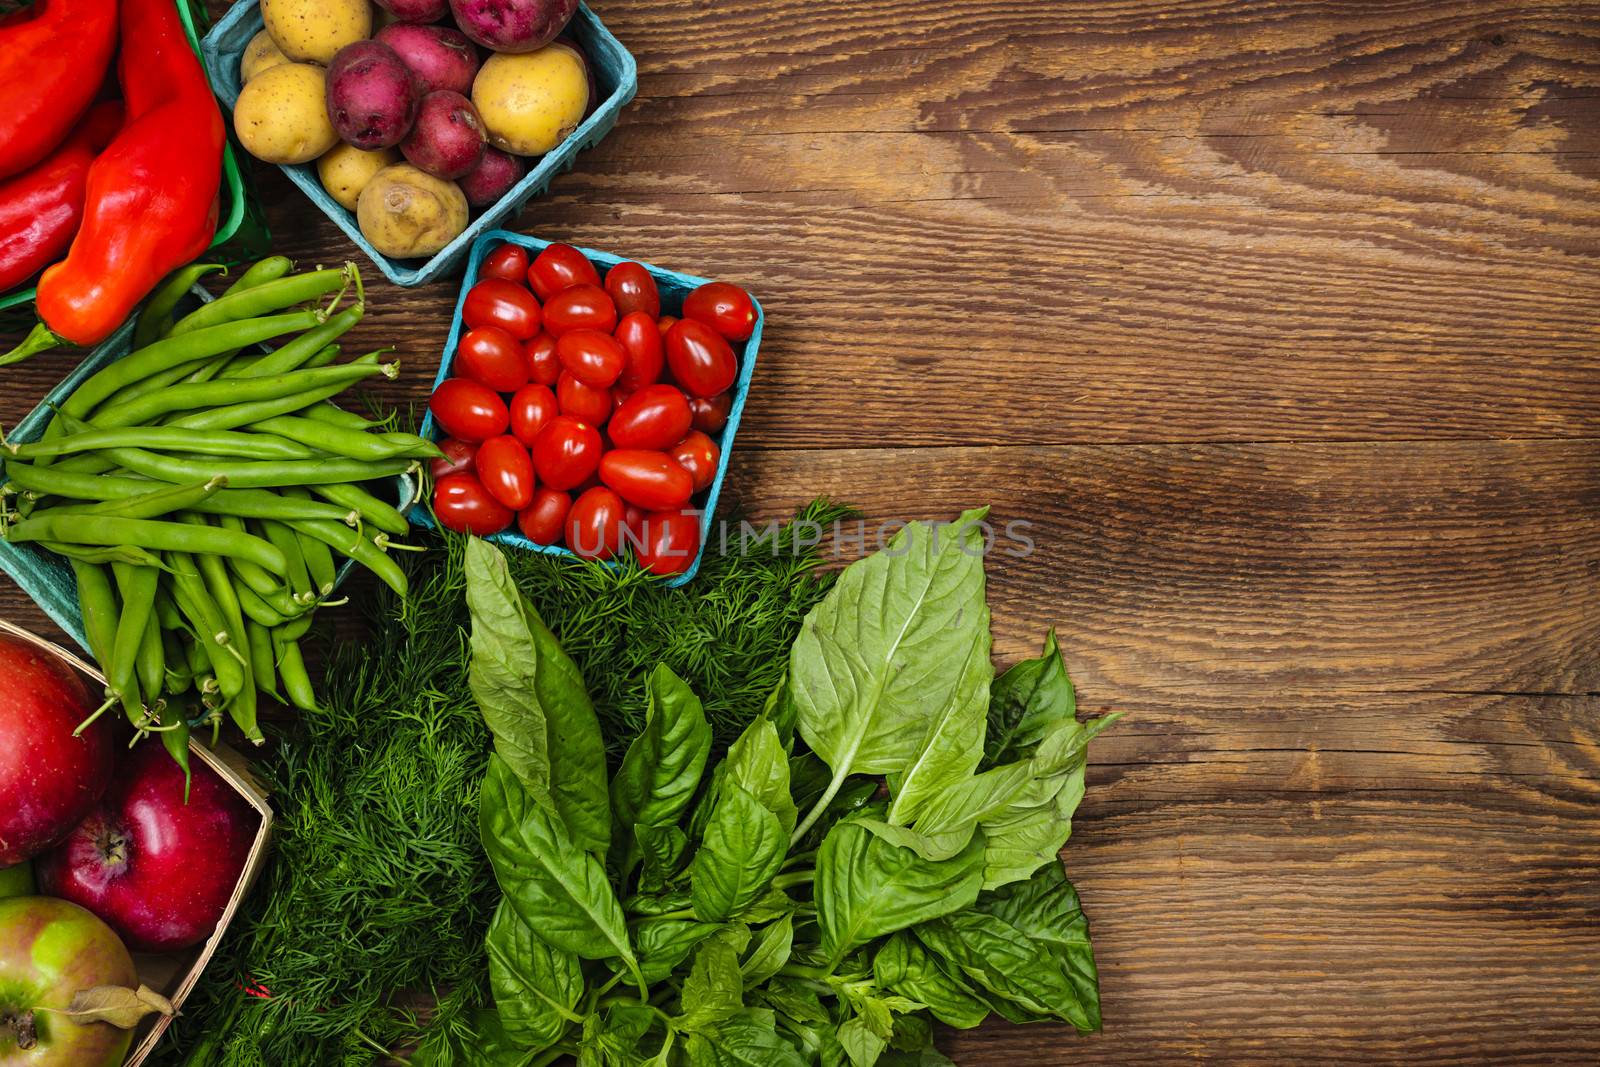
<box><xmin>234</xmin><ymin>0</ymin><xmax>594</xmax><ymax>259</ymax></box>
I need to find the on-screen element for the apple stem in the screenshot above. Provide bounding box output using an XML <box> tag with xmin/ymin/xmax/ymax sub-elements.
<box><xmin>74</xmin><ymin>693</ymin><xmax>119</xmax><ymax>736</ymax></box>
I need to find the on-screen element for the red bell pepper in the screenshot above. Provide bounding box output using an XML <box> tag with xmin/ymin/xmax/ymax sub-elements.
<box><xmin>0</xmin><ymin>102</ymin><xmax>123</xmax><ymax>293</ymax></box>
<box><xmin>0</xmin><ymin>0</ymin><xmax>119</xmax><ymax>181</ymax></box>
<box><xmin>31</xmin><ymin>0</ymin><xmax>224</xmax><ymax>348</ymax></box>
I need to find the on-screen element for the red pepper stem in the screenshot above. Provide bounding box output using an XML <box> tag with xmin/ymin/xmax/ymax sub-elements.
<box><xmin>0</xmin><ymin>323</ymin><xmax>67</xmax><ymax>368</ymax></box>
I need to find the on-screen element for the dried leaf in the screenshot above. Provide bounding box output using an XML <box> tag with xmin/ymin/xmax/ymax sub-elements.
<box><xmin>49</xmin><ymin>984</ymin><xmax>175</xmax><ymax>1029</ymax></box>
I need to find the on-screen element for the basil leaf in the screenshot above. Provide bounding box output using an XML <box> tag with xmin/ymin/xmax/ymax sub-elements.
<box><xmin>690</xmin><ymin>781</ymin><xmax>787</xmax><ymax>922</ymax></box>
<box><xmin>838</xmin><ymin>1012</ymin><xmax>888</xmax><ymax>1067</ymax></box>
<box><xmin>626</xmin><ymin>888</ymin><xmax>693</xmax><ymax>917</ymax></box>
<box><xmin>485</xmin><ymin>898</ymin><xmax>583</xmax><ymax>1051</ymax></box>
<box><xmin>636</xmin><ymin>822</ymin><xmax>689</xmax><ymax>894</ymax></box>
<box><xmin>679</xmin><ymin>933</ymin><xmax>746</xmax><ymax>1031</ymax></box>
<box><xmin>723</xmin><ymin>716</ymin><xmax>797</xmax><ymax>835</ymax></box>
<box><xmin>480</xmin><ymin>755</ymin><xmax>643</xmax><ymax>990</ymax></box>
<box><xmin>686</xmin><ymin>1009</ymin><xmax>809</xmax><ymax>1067</ymax></box>
<box><xmin>789</xmin><ymin>510</ymin><xmax>992</xmax><ymax>841</ymax></box>
<box><xmin>740</xmin><ymin>911</ymin><xmax>794</xmax><ymax>987</ymax></box>
<box><xmin>984</xmin><ymin>629</ymin><xmax>1074</xmax><ymax>767</ymax></box>
<box><xmin>873</xmin><ymin>933</ymin><xmax>991</xmax><ymax>1029</ymax></box>
<box><xmin>611</xmin><ymin>665</ymin><xmax>713</xmax><ymax>868</ymax></box>
<box><xmin>636</xmin><ymin>918</ymin><xmax>721</xmax><ymax>984</ymax></box>
<box><xmin>975</xmin><ymin>863</ymin><xmax>1100</xmax><ymax>1031</ymax></box>
<box><xmin>467</xmin><ymin>538</ymin><xmax>610</xmax><ymax>854</ymax></box>
<box><xmin>759</xmin><ymin>977</ymin><xmax>830</xmax><ymax>1025</ymax></box>
<box><xmin>815</xmin><ymin>821</ymin><xmax>983</xmax><ymax>962</ymax></box>
<box><xmin>887</xmin><ymin>762</ymin><xmax>1033</xmax><ymax>860</ymax></box>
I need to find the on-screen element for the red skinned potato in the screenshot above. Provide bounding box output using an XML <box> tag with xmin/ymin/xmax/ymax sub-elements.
<box><xmin>449</xmin><ymin>0</ymin><xmax>578</xmax><ymax>53</ymax></box>
<box><xmin>375</xmin><ymin>23</ymin><xmax>480</xmax><ymax>96</ymax></box>
<box><xmin>458</xmin><ymin>147</ymin><xmax>526</xmax><ymax>208</ymax></box>
<box><xmin>375</xmin><ymin>0</ymin><xmax>452</xmax><ymax>24</ymax></box>
<box><xmin>401</xmin><ymin>90</ymin><xmax>487</xmax><ymax>180</ymax></box>
<box><xmin>326</xmin><ymin>41</ymin><xmax>421</xmax><ymax>150</ymax></box>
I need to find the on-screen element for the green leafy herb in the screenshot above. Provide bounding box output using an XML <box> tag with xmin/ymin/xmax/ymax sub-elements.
<box><xmin>484</xmin><ymin>899</ymin><xmax>584</xmax><ymax>1050</ymax></box>
<box><xmin>690</xmin><ymin>780</ymin><xmax>788</xmax><ymax>922</ymax></box>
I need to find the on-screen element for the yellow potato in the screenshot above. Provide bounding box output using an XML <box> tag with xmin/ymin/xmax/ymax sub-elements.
<box><xmin>357</xmin><ymin>164</ymin><xmax>468</xmax><ymax>259</ymax></box>
<box><xmin>233</xmin><ymin>63</ymin><xmax>340</xmax><ymax>166</ymax></box>
<box><xmin>472</xmin><ymin>43</ymin><xmax>590</xmax><ymax>158</ymax></box>
<box><xmin>240</xmin><ymin>29</ymin><xmax>290</xmax><ymax>83</ymax></box>
<box><xmin>317</xmin><ymin>144</ymin><xmax>401</xmax><ymax>212</ymax></box>
<box><xmin>261</xmin><ymin>0</ymin><xmax>370</xmax><ymax>65</ymax></box>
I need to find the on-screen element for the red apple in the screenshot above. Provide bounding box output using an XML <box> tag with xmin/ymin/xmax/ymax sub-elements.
<box><xmin>36</xmin><ymin>745</ymin><xmax>255</xmax><ymax>952</ymax></box>
<box><xmin>0</xmin><ymin>633</ymin><xmax>113</xmax><ymax>867</ymax></box>
<box><xmin>0</xmin><ymin>895</ymin><xmax>138</xmax><ymax>1066</ymax></box>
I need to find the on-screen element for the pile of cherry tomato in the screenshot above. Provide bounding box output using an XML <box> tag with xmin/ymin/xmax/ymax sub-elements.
<box><xmin>426</xmin><ymin>241</ymin><xmax>756</xmax><ymax>576</ymax></box>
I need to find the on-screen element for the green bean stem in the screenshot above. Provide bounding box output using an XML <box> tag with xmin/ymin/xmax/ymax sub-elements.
<box><xmin>309</xmin><ymin>481</ymin><xmax>410</xmax><ymax>537</ymax></box>
<box><xmin>285</xmin><ymin>518</ymin><xmax>408</xmax><ymax>597</ymax></box>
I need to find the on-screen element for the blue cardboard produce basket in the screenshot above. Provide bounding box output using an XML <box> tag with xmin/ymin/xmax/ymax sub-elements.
<box><xmin>0</xmin><ymin>286</ymin><xmax>412</xmax><ymax>652</ymax></box>
<box><xmin>200</xmin><ymin>2</ymin><xmax>637</xmax><ymax>288</ymax></box>
<box><xmin>411</xmin><ymin>230</ymin><xmax>763</xmax><ymax>587</ymax></box>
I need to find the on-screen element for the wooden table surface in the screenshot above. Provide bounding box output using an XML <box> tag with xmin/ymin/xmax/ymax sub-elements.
<box><xmin>5</xmin><ymin>0</ymin><xmax>1599</xmax><ymax>1063</ymax></box>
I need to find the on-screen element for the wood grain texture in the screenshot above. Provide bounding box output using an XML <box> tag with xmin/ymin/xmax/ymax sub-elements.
<box><xmin>3</xmin><ymin>0</ymin><xmax>1599</xmax><ymax>1063</ymax></box>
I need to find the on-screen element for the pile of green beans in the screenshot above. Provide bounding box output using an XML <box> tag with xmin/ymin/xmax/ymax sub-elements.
<box><xmin>0</xmin><ymin>258</ymin><xmax>437</xmax><ymax>758</ymax></box>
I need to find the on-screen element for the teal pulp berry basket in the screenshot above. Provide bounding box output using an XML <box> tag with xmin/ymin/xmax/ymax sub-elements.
<box><xmin>409</xmin><ymin>230</ymin><xmax>763</xmax><ymax>587</ymax></box>
<box><xmin>200</xmin><ymin>2</ymin><xmax>638</xmax><ymax>288</ymax></box>
<box><xmin>0</xmin><ymin>0</ymin><xmax>267</xmax><ymax>323</ymax></box>
<box><xmin>0</xmin><ymin>286</ymin><xmax>411</xmax><ymax>653</ymax></box>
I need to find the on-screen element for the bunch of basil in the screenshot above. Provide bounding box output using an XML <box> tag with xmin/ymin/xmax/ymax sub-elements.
<box><xmin>442</xmin><ymin>508</ymin><xmax>1118</xmax><ymax>1065</ymax></box>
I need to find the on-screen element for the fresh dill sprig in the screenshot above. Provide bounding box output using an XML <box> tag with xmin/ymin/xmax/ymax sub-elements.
<box><xmin>149</xmin><ymin>500</ymin><xmax>855</xmax><ymax>1066</ymax></box>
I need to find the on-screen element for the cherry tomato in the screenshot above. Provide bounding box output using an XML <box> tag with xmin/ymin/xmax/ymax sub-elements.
<box><xmin>510</xmin><ymin>383</ymin><xmax>559</xmax><ymax>447</ymax></box>
<box><xmin>635</xmin><ymin>508</ymin><xmax>701</xmax><ymax>576</ymax></box>
<box><xmin>683</xmin><ymin>282</ymin><xmax>756</xmax><ymax>342</ymax></box>
<box><xmin>557</xmin><ymin>372</ymin><xmax>613</xmax><ymax>426</ymax></box>
<box><xmin>543</xmin><ymin>284</ymin><xmax>617</xmax><ymax>337</ymax></box>
<box><xmin>557</xmin><ymin>329</ymin><xmax>626</xmax><ymax>388</ymax></box>
<box><xmin>430</xmin><ymin>378</ymin><xmax>509</xmax><ymax>441</ymax></box>
<box><xmin>621</xmin><ymin>502</ymin><xmax>647</xmax><ymax>549</ymax></box>
<box><xmin>599</xmin><ymin>449</ymin><xmax>694</xmax><ymax>511</ymax></box>
<box><xmin>566</xmin><ymin>486</ymin><xmax>626</xmax><ymax>560</ymax></box>
<box><xmin>462</xmin><ymin>278</ymin><xmax>542</xmax><ymax>340</ymax></box>
<box><xmin>615</xmin><ymin>311</ymin><xmax>664</xmax><ymax>391</ymax></box>
<box><xmin>481</xmin><ymin>243</ymin><xmax>530</xmax><ymax>284</ymax></box>
<box><xmin>528</xmin><ymin>243</ymin><xmax>600</xmax><ymax>302</ymax></box>
<box><xmin>434</xmin><ymin>472</ymin><xmax>513</xmax><ymax>535</ymax></box>
<box><xmin>430</xmin><ymin>437</ymin><xmax>478</xmax><ymax>481</ymax></box>
<box><xmin>604</xmin><ymin>261</ymin><xmax>660</xmax><ymax>318</ymax></box>
<box><xmin>456</xmin><ymin>325</ymin><xmax>531</xmax><ymax>393</ymax></box>
<box><xmin>665</xmin><ymin>320</ymin><xmax>737</xmax><ymax>398</ymax></box>
<box><xmin>518</xmin><ymin>487</ymin><xmax>572</xmax><ymax>546</ymax></box>
<box><xmin>609</xmin><ymin>384</ymin><xmax>691</xmax><ymax>451</ymax></box>
<box><xmin>668</xmin><ymin>429</ymin><xmax>719</xmax><ymax>493</ymax></box>
<box><xmin>524</xmin><ymin>333</ymin><xmax>560</xmax><ymax>386</ymax></box>
<box><xmin>689</xmin><ymin>392</ymin><xmax>732</xmax><ymax>434</ymax></box>
<box><xmin>657</xmin><ymin>315</ymin><xmax>678</xmax><ymax>337</ymax></box>
<box><xmin>532</xmin><ymin>414</ymin><xmax>603</xmax><ymax>490</ymax></box>
<box><xmin>476</xmin><ymin>434</ymin><xmax>536</xmax><ymax>510</ymax></box>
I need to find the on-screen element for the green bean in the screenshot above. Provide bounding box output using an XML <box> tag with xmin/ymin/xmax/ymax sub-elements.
<box><xmin>7</xmin><ymin>515</ymin><xmax>288</xmax><ymax>575</ymax></box>
<box><xmin>188</xmin><ymin>530</ymin><xmax>263</xmax><ymax>744</ymax></box>
<box><xmin>155</xmin><ymin>589</ymin><xmax>184</xmax><ymax>633</ymax></box>
<box><xmin>277</xmin><ymin>613</ymin><xmax>313</xmax><ymax>642</ymax></box>
<box><xmin>247</xmin><ymin>415</ymin><xmax>427</xmax><ymax>462</ymax></box>
<box><xmin>282</xmin><ymin>488</ymin><xmax>338</xmax><ymax>594</ymax></box>
<box><xmin>108</xmin><ymin>355</ymin><xmax>225</xmax><ymax>411</ymax></box>
<box><xmin>224</xmin><ymin>305</ymin><xmax>363</xmax><ymax>381</ymax></box>
<box><xmin>136</xmin><ymin>611</ymin><xmax>164</xmax><ymax>704</ymax></box>
<box><xmin>162</xmin><ymin>628</ymin><xmax>192</xmax><ymax>695</ymax></box>
<box><xmin>235</xmin><ymin>580</ymin><xmax>288</xmax><ymax>628</ymax></box>
<box><xmin>258</xmin><ymin>519</ymin><xmax>315</xmax><ymax>604</ymax></box>
<box><xmin>167</xmin><ymin>555</ymin><xmax>244</xmax><ymax>718</ymax></box>
<box><xmin>223</xmin><ymin>256</ymin><xmax>294</xmax><ymax>296</ymax></box>
<box><xmin>2</xmin><ymin>465</ymin><xmax>360</xmax><ymax>523</ymax></box>
<box><xmin>309</xmin><ymin>481</ymin><xmax>409</xmax><ymax>537</ymax></box>
<box><xmin>44</xmin><ymin>542</ymin><xmax>170</xmax><ymax>569</ymax></box>
<box><xmin>158</xmin><ymin>704</ymin><xmax>193</xmax><ymax>790</ymax></box>
<box><xmin>301</xmin><ymin>343</ymin><xmax>343</xmax><ymax>370</ymax></box>
<box><xmin>70</xmin><ymin>559</ymin><xmax>119</xmax><ymax>670</ymax></box>
<box><xmin>47</xmin><ymin>479</ymin><xmax>227</xmax><ymax>522</ymax></box>
<box><xmin>216</xmin><ymin>515</ymin><xmax>307</xmax><ymax>618</ymax></box>
<box><xmin>168</xmin><ymin>267</ymin><xmax>349</xmax><ymax>339</ymax></box>
<box><xmin>50</xmin><ymin>311</ymin><xmax>325</xmax><ymax>431</ymax></box>
<box><xmin>245</xmin><ymin>619</ymin><xmax>280</xmax><ymax>702</ymax></box>
<box><xmin>273</xmin><ymin>630</ymin><xmax>318</xmax><ymax>711</ymax></box>
<box><xmin>183</xmin><ymin>630</ymin><xmax>209</xmax><ymax>679</ymax></box>
<box><xmin>93</xmin><ymin>362</ymin><xmax>389</xmax><ymax>429</ymax></box>
<box><xmin>101</xmin><ymin>446</ymin><xmax>413</xmax><ymax>489</ymax></box>
<box><xmin>109</xmin><ymin>563</ymin><xmax>159</xmax><ymax>726</ymax></box>
<box><xmin>284</xmin><ymin>519</ymin><xmax>408</xmax><ymax>596</ymax></box>
<box><xmin>162</xmin><ymin>360</ymin><xmax>395</xmax><ymax>434</ymax></box>
<box><xmin>297</xmin><ymin>400</ymin><xmax>388</xmax><ymax>431</ymax></box>
<box><xmin>10</xmin><ymin>427</ymin><xmax>317</xmax><ymax>462</ymax></box>
<box><xmin>135</xmin><ymin>263</ymin><xmax>226</xmax><ymax>349</ymax></box>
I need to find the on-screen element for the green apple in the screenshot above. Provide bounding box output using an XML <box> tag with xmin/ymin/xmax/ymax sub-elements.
<box><xmin>0</xmin><ymin>896</ymin><xmax>137</xmax><ymax>1066</ymax></box>
<box><xmin>0</xmin><ymin>866</ymin><xmax>33</xmax><ymax>901</ymax></box>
